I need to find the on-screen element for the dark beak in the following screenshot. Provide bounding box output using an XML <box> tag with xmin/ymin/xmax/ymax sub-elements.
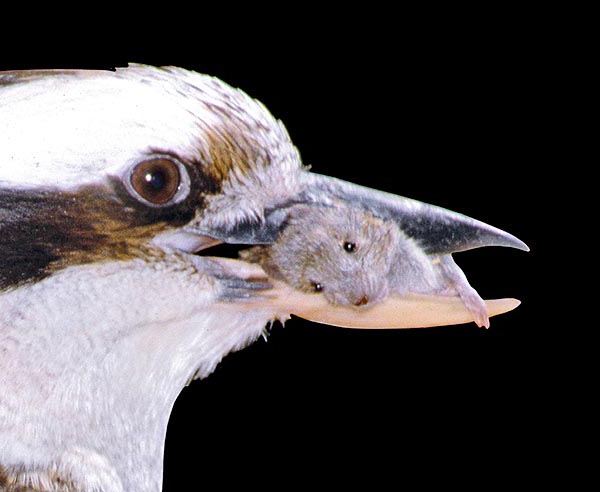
<box><xmin>196</xmin><ymin>172</ymin><xmax>528</xmax><ymax>255</ymax></box>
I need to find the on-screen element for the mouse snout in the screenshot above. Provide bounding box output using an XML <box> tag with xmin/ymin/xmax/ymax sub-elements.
<box><xmin>353</xmin><ymin>295</ymin><xmax>370</xmax><ymax>307</ymax></box>
<box><xmin>349</xmin><ymin>280</ymin><xmax>389</xmax><ymax>308</ymax></box>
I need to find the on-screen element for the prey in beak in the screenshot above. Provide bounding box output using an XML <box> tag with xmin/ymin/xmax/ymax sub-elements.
<box><xmin>239</xmin><ymin>203</ymin><xmax>510</xmax><ymax>328</ymax></box>
<box><xmin>181</xmin><ymin>170</ymin><xmax>528</xmax><ymax>330</ymax></box>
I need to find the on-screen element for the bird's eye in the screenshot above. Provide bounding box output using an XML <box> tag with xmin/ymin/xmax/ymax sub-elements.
<box><xmin>130</xmin><ymin>158</ymin><xmax>181</xmax><ymax>205</ymax></box>
<box><xmin>312</xmin><ymin>282</ymin><xmax>324</xmax><ymax>293</ymax></box>
<box><xmin>343</xmin><ymin>241</ymin><xmax>357</xmax><ymax>253</ymax></box>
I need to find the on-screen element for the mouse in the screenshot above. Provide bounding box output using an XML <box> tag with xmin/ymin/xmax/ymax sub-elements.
<box><xmin>240</xmin><ymin>205</ymin><xmax>397</xmax><ymax>307</ymax></box>
<box><xmin>240</xmin><ymin>204</ymin><xmax>490</xmax><ymax>327</ymax></box>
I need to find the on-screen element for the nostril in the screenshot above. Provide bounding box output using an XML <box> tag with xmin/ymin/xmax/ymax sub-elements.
<box><xmin>354</xmin><ymin>295</ymin><xmax>369</xmax><ymax>307</ymax></box>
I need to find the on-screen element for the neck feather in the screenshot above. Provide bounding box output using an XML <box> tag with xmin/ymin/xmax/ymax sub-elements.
<box><xmin>0</xmin><ymin>258</ymin><xmax>274</xmax><ymax>492</ymax></box>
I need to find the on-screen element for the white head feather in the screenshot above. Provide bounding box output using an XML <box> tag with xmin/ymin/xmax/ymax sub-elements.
<box><xmin>0</xmin><ymin>65</ymin><xmax>301</xmax><ymax>190</ymax></box>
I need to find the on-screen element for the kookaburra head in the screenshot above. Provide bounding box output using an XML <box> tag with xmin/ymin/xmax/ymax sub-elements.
<box><xmin>0</xmin><ymin>65</ymin><xmax>527</xmax><ymax>491</ymax></box>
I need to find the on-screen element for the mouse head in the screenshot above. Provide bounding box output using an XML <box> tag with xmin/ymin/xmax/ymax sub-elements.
<box><xmin>271</xmin><ymin>205</ymin><xmax>399</xmax><ymax>307</ymax></box>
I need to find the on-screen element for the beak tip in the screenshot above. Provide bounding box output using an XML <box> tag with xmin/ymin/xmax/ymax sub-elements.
<box><xmin>494</xmin><ymin>229</ymin><xmax>529</xmax><ymax>253</ymax></box>
<box><xmin>514</xmin><ymin>238</ymin><xmax>530</xmax><ymax>253</ymax></box>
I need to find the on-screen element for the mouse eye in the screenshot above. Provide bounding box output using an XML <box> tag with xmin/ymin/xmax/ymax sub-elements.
<box><xmin>343</xmin><ymin>241</ymin><xmax>357</xmax><ymax>253</ymax></box>
<box><xmin>311</xmin><ymin>282</ymin><xmax>324</xmax><ymax>293</ymax></box>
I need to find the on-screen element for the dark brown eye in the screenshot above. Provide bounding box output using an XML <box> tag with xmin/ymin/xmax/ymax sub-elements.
<box><xmin>343</xmin><ymin>241</ymin><xmax>357</xmax><ymax>253</ymax></box>
<box><xmin>130</xmin><ymin>158</ymin><xmax>181</xmax><ymax>205</ymax></box>
<box><xmin>312</xmin><ymin>282</ymin><xmax>324</xmax><ymax>292</ymax></box>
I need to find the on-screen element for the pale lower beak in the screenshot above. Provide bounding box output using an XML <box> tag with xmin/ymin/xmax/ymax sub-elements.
<box><xmin>214</xmin><ymin>259</ymin><xmax>521</xmax><ymax>329</ymax></box>
<box><xmin>282</xmin><ymin>289</ymin><xmax>520</xmax><ymax>329</ymax></box>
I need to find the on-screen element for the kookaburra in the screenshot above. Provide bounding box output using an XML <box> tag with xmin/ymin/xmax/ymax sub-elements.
<box><xmin>0</xmin><ymin>65</ymin><xmax>527</xmax><ymax>491</ymax></box>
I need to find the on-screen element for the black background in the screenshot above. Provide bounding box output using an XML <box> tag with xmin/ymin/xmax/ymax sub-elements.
<box><xmin>2</xmin><ymin>12</ymin><xmax>550</xmax><ymax>489</ymax></box>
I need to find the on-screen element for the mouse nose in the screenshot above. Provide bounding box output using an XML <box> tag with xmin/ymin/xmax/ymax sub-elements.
<box><xmin>354</xmin><ymin>295</ymin><xmax>369</xmax><ymax>307</ymax></box>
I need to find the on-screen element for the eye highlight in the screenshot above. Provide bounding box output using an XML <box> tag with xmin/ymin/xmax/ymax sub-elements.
<box><xmin>130</xmin><ymin>158</ymin><xmax>181</xmax><ymax>205</ymax></box>
<box><xmin>312</xmin><ymin>282</ymin><xmax>324</xmax><ymax>293</ymax></box>
<box><xmin>343</xmin><ymin>241</ymin><xmax>357</xmax><ymax>253</ymax></box>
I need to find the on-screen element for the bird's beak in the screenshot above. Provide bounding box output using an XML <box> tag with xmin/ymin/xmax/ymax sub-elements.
<box><xmin>195</xmin><ymin>173</ymin><xmax>528</xmax><ymax>329</ymax></box>
<box><xmin>194</xmin><ymin>173</ymin><xmax>528</xmax><ymax>254</ymax></box>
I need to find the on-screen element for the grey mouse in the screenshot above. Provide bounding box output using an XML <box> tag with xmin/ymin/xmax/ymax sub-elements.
<box><xmin>240</xmin><ymin>204</ymin><xmax>489</xmax><ymax>327</ymax></box>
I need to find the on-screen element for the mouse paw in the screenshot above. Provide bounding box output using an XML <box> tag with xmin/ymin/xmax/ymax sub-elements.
<box><xmin>459</xmin><ymin>288</ymin><xmax>490</xmax><ymax>328</ymax></box>
<box><xmin>437</xmin><ymin>255</ymin><xmax>490</xmax><ymax>328</ymax></box>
